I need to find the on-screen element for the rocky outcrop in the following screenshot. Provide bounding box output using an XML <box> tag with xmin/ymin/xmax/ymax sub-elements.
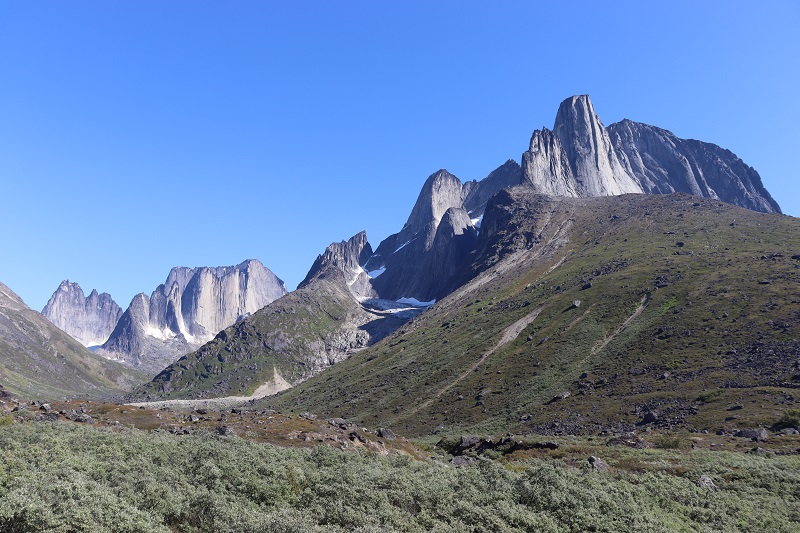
<box><xmin>301</xmin><ymin>231</ymin><xmax>375</xmax><ymax>299</ymax></box>
<box><xmin>522</xmin><ymin>95</ymin><xmax>641</xmax><ymax>197</ymax></box>
<box><xmin>366</xmin><ymin>167</ymin><xmax>505</xmax><ymax>302</ymax></box>
<box><xmin>553</xmin><ymin>95</ymin><xmax>642</xmax><ymax>196</ymax></box>
<box><xmin>41</xmin><ymin>281</ymin><xmax>122</xmax><ymax>347</ymax></box>
<box><xmin>608</xmin><ymin>119</ymin><xmax>780</xmax><ymax>213</ymax></box>
<box><xmin>98</xmin><ymin>260</ymin><xmax>287</xmax><ymax>374</ymax></box>
<box><xmin>521</xmin><ymin>94</ymin><xmax>779</xmax><ymax>214</ymax></box>
<box><xmin>369</xmin><ymin>169</ymin><xmax>466</xmax><ymax>273</ymax></box>
<box><xmin>522</xmin><ymin>127</ymin><xmax>579</xmax><ymax>196</ymax></box>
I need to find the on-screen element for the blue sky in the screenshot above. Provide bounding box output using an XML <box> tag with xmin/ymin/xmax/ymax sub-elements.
<box><xmin>1</xmin><ymin>1</ymin><xmax>798</xmax><ymax>311</ymax></box>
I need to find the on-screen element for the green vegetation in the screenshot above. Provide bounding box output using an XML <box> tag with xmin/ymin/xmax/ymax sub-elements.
<box><xmin>0</xmin><ymin>302</ymin><xmax>149</xmax><ymax>401</ymax></box>
<box><xmin>1</xmin><ymin>421</ymin><xmax>799</xmax><ymax>532</ymax></box>
<box><xmin>141</xmin><ymin>275</ymin><xmax>376</xmax><ymax>399</ymax></box>
<box><xmin>774</xmin><ymin>409</ymin><xmax>800</xmax><ymax>430</ymax></box>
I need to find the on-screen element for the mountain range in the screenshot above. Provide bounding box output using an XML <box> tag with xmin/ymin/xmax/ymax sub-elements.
<box><xmin>42</xmin><ymin>259</ymin><xmax>287</xmax><ymax>374</ymax></box>
<box><xmin>3</xmin><ymin>94</ymin><xmax>794</xmax><ymax>439</ymax></box>
<box><xmin>137</xmin><ymin>94</ymin><xmax>786</xmax><ymax>419</ymax></box>
<box><xmin>42</xmin><ymin>281</ymin><xmax>122</xmax><ymax>347</ymax></box>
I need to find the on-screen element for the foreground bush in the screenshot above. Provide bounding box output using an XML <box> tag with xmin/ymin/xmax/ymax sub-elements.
<box><xmin>0</xmin><ymin>422</ymin><xmax>798</xmax><ymax>532</ymax></box>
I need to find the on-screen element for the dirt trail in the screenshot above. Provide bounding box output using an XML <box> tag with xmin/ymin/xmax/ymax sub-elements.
<box><xmin>590</xmin><ymin>293</ymin><xmax>650</xmax><ymax>356</ymax></box>
<box><xmin>408</xmin><ymin>307</ymin><xmax>542</xmax><ymax>416</ymax></box>
<box><xmin>127</xmin><ymin>371</ymin><xmax>292</xmax><ymax>411</ymax></box>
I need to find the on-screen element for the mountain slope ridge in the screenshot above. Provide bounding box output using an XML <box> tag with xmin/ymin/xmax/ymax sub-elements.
<box><xmin>0</xmin><ymin>281</ymin><xmax>147</xmax><ymax>400</ymax></box>
<box><xmin>263</xmin><ymin>191</ymin><xmax>799</xmax><ymax>436</ymax></box>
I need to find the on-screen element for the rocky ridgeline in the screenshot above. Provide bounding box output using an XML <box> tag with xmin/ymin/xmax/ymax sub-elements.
<box><xmin>95</xmin><ymin>259</ymin><xmax>287</xmax><ymax>374</ymax></box>
<box><xmin>360</xmin><ymin>94</ymin><xmax>780</xmax><ymax>305</ymax></box>
<box><xmin>41</xmin><ymin>260</ymin><xmax>289</xmax><ymax>375</ymax></box>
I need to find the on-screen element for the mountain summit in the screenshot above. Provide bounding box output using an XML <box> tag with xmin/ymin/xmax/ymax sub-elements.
<box><xmin>520</xmin><ymin>95</ymin><xmax>780</xmax><ymax>213</ymax></box>
<box><xmin>41</xmin><ymin>281</ymin><xmax>122</xmax><ymax>347</ymax></box>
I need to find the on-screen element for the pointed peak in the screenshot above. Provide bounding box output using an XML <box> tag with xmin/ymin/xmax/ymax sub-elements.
<box><xmin>425</xmin><ymin>168</ymin><xmax>460</xmax><ymax>187</ymax></box>
<box><xmin>235</xmin><ymin>259</ymin><xmax>264</xmax><ymax>270</ymax></box>
<box><xmin>299</xmin><ymin>231</ymin><xmax>374</xmax><ymax>288</ymax></box>
<box><xmin>557</xmin><ymin>94</ymin><xmax>594</xmax><ymax>112</ymax></box>
<box><xmin>493</xmin><ymin>159</ymin><xmax>522</xmax><ymax>173</ymax></box>
<box><xmin>554</xmin><ymin>94</ymin><xmax>599</xmax><ymax>132</ymax></box>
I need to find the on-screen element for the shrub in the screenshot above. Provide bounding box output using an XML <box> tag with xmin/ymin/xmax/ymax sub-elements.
<box><xmin>774</xmin><ymin>409</ymin><xmax>800</xmax><ymax>430</ymax></box>
<box><xmin>652</xmin><ymin>432</ymin><xmax>692</xmax><ymax>450</ymax></box>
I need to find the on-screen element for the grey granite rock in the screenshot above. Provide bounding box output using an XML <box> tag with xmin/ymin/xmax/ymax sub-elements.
<box><xmin>608</xmin><ymin>119</ymin><xmax>780</xmax><ymax>213</ymax></box>
<box><xmin>98</xmin><ymin>260</ymin><xmax>287</xmax><ymax>374</ymax></box>
<box><xmin>553</xmin><ymin>95</ymin><xmax>642</xmax><ymax>197</ymax></box>
<box><xmin>41</xmin><ymin>281</ymin><xmax>122</xmax><ymax>347</ymax></box>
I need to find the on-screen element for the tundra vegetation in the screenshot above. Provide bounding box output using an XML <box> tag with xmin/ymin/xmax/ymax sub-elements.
<box><xmin>1</xmin><ymin>420</ymin><xmax>799</xmax><ymax>532</ymax></box>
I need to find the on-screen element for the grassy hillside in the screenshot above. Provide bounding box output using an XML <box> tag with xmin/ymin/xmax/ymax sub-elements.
<box><xmin>140</xmin><ymin>272</ymin><xmax>408</xmax><ymax>400</ymax></box>
<box><xmin>1</xmin><ymin>420</ymin><xmax>798</xmax><ymax>532</ymax></box>
<box><xmin>0</xmin><ymin>283</ymin><xmax>148</xmax><ymax>400</ymax></box>
<box><xmin>264</xmin><ymin>192</ymin><xmax>800</xmax><ymax>437</ymax></box>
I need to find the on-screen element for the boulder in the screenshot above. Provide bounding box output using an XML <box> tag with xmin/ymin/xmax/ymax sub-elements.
<box><xmin>696</xmin><ymin>475</ymin><xmax>718</xmax><ymax>492</ymax></box>
<box><xmin>377</xmin><ymin>428</ymin><xmax>397</xmax><ymax>440</ymax></box>
<box><xmin>587</xmin><ymin>456</ymin><xmax>608</xmax><ymax>470</ymax></box>
<box><xmin>734</xmin><ymin>428</ymin><xmax>768</xmax><ymax>442</ymax></box>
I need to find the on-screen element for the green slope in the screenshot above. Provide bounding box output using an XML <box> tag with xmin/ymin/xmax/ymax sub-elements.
<box><xmin>264</xmin><ymin>191</ymin><xmax>800</xmax><ymax>436</ymax></box>
<box><xmin>0</xmin><ymin>283</ymin><xmax>148</xmax><ymax>400</ymax></box>
<box><xmin>139</xmin><ymin>271</ymin><xmax>409</xmax><ymax>400</ymax></box>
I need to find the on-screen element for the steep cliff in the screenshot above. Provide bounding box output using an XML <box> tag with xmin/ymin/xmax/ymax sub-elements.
<box><xmin>98</xmin><ymin>259</ymin><xmax>286</xmax><ymax>374</ymax></box>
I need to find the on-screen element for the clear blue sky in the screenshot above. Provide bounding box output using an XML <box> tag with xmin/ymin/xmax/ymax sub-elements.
<box><xmin>1</xmin><ymin>1</ymin><xmax>798</xmax><ymax>311</ymax></box>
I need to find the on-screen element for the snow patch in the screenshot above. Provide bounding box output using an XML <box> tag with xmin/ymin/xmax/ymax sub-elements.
<box><xmin>367</xmin><ymin>267</ymin><xmax>386</xmax><ymax>278</ymax></box>
<box><xmin>396</xmin><ymin>297</ymin><xmax>436</xmax><ymax>307</ymax></box>
<box><xmin>471</xmin><ymin>214</ymin><xmax>483</xmax><ymax>228</ymax></box>
<box><xmin>394</xmin><ymin>239</ymin><xmax>414</xmax><ymax>253</ymax></box>
<box><xmin>144</xmin><ymin>325</ymin><xmax>177</xmax><ymax>341</ymax></box>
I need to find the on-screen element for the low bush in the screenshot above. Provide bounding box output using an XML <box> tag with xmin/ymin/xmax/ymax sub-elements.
<box><xmin>0</xmin><ymin>422</ymin><xmax>798</xmax><ymax>532</ymax></box>
<box><xmin>774</xmin><ymin>409</ymin><xmax>800</xmax><ymax>430</ymax></box>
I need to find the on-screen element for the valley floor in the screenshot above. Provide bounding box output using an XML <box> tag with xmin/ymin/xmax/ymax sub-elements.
<box><xmin>1</xmin><ymin>400</ymin><xmax>799</xmax><ymax>532</ymax></box>
<box><xmin>127</xmin><ymin>371</ymin><xmax>293</xmax><ymax>411</ymax></box>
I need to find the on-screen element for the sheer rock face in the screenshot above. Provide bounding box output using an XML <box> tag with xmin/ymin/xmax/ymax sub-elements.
<box><xmin>41</xmin><ymin>281</ymin><xmax>122</xmax><ymax>347</ymax></box>
<box><xmin>552</xmin><ymin>95</ymin><xmax>642</xmax><ymax>196</ymax></box>
<box><xmin>98</xmin><ymin>260</ymin><xmax>287</xmax><ymax>374</ymax></box>
<box><xmin>522</xmin><ymin>128</ymin><xmax>580</xmax><ymax>196</ymax></box>
<box><xmin>396</xmin><ymin>169</ymin><xmax>466</xmax><ymax>251</ymax></box>
<box><xmin>522</xmin><ymin>95</ymin><xmax>642</xmax><ymax>198</ymax></box>
<box><xmin>520</xmin><ymin>95</ymin><xmax>779</xmax><ymax>214</ymax></box>
<box><xmin>608</xmin><ymin>119</ymin><xmax>781</xmax><ymax>213</ymax></box>
<box><xmin>366</xmin><ymin>164</ymin><xmax>514</xmax><ymax>302</ymax></box>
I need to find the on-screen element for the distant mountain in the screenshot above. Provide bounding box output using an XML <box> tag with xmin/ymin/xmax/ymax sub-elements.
<box><xmin>42</xmin><ymin>281</ymin><xmax>122</xmax><ymax>347</ymax></box>
<box><xmin>0</xmin><ymin>281</ymin><xmax>147</xmax><ymax>400</ymax></box>
<box><xmin>97</xmin><ymin>259</ymin><xmax>287</xmax><ymax>374</ymax></box>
